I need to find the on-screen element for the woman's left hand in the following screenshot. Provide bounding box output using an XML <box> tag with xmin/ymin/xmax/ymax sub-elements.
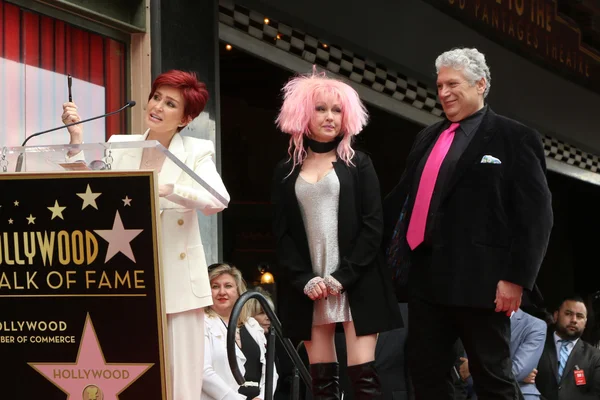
<box><xmin>158</xmin><ymin>184</ymin><xmax>174</xmax><ymax>197</ymax></box>
<box><xmin>323</xmin><ymin>275</ymin><xmax>343</xmax><ymax>296</ymax></box>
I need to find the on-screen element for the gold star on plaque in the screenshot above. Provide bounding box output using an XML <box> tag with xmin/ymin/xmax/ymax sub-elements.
<box><xmin>48</xmin><ymin>200</ymin><xmax>67</xmax><ymax>220</ymax></box>
<box><xmin>76</xmin><ymin>184</ymin><xmax>102</xmax><ymax>210</ymax></box>
<box><xmin>8</xmin><ymin>218</ymin><xmax>13</xmax><ymax>224</ymax></box>
<box><xmin>13</xmin><ymin>200</ymin><xmax>19</xmax><ymax>206</ymax></box>
<box><xmin>122</xmin><ymin>196</ymin><xmax>132</xmax><ymax>206</ymax></box>
<box><xmin>26</xmin><ymin>214</ymin><xmax>36</xmax><ymax>224</ymax></box>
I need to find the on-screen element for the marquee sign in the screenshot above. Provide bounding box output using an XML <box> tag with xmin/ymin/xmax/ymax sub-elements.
<box><xmin>425</xmin><ymin>0</ymin><xmax>600</xmax><ymax>94</ymax></box>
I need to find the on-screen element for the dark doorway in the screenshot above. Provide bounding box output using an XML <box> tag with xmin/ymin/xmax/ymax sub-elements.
<box><xmin>219</xmin><ymin>42</ymin><xmax>423</xmax><ymax>285</ymax></box>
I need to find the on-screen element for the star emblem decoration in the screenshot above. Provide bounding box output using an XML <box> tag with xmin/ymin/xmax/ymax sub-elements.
<box><xmin>122</xmin><ymin>196</ymin><xmax>132</xmax><ymax>207</ymax></box>
<box><xmin>8</xmin><ymin>218</ymin><xmax>13</xmax><ymax>224</ymax></box>
<box><xmin>29</xmin><ymin>315</ymin><xmax>153</xmax><ymax>400</ymax></box>
<box><xmin>77</xmin><ymin>184</ymin><xmax>102</xmax><ymax>210</ymax></box>
<box><xmin>13</xmin><ymin>200</ymin><xmax>19</xmax><ymax>206</ymax></box>
<box><xmin>94</xmin><ymin>211</ymin><xmax>143</xmax><ymax>263</ymax></box>
<box><xmin>48</xmin><ymin>200</ymin><xmax>67</xmax><ymax>220</ymax></box>
<box><xmin>26</xmin><ymin>214</ymin><xmax>36</xmax><ymax>224</ymax></box>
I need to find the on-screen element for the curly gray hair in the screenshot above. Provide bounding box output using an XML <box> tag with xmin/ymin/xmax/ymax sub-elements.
<box><xmin>435</xmin><ymin>48</ymin><xmax>491</xmax><ymax>98</ymax></box>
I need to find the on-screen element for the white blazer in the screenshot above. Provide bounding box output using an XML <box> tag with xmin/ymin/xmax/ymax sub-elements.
<box><xmin>202</xmin><ymin>314</ymin><xmax>278</xmax><ymax>400</ymax></box>
<box><xmin>107</xmin><ymin>132</ymin><xmax>230</xmax><ymax>313</ymax></box>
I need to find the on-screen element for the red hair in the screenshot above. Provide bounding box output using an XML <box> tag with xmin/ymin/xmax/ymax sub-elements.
<box><xmin>148</xmin><ymin>70</ymin><xmax>209</xmax><ymax>124</ymax></box>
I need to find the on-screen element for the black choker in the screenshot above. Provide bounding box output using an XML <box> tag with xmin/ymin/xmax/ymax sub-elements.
<box><xmin>306</xmin><ymin>137</ymin><xmax>340</xmax><ymax>153</ymax></box>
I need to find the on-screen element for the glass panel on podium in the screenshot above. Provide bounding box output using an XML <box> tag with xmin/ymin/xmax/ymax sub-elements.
<box><xmin>0</xmin><ymin>140</ymin><xmax>229</xmax><ymax>210</ymax></box>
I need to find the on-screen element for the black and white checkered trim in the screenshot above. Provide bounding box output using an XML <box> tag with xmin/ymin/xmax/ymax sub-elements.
<box><xmin>219</xmin><ymin>0</ymin><xmax>600</xmax><ymax>176</ymax></box>
<box><xmin>219</xmin><ymin>0</ymin><xmax>444</xmax><ymax>117</ymax></box>
<box><xmin>543</xmin><ymin>136</ymin><xmax>600</xmax><ymax>172</ymax></box>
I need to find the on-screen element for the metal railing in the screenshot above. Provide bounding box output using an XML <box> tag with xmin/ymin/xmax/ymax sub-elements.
<box><xmin>227</xmin><ymin>291</ymin><xmax>312</xmax><ymax>400</ymax></box>
<box><xmin>291</xmin><ymin>341</ymin><xmax>308</xmax><ymax>400</ymax></box>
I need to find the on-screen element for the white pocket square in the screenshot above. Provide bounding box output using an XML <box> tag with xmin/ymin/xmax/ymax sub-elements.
<box><xmin>480</xmin><ymin>155</ymin><xmax>501</xmax><ymax>164</ymax></box>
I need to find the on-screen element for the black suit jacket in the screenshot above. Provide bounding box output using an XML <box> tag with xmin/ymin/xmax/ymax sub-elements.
<box><xmin>383</xmin><ymin>107</ymin><xmax>553</xmax><ymax>308</ymax></box>
<box><xmin>537</xmin><ymin>329</ymin><xmax>600</xmax><ymax>400</ymax></box>
<box><xmin>272</xmin><ymin>151</ymin><xmax>402</xmax><ymax>340</ymax></box>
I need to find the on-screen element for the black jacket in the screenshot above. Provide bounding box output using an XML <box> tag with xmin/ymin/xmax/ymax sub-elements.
<box><xmin>383</xmin><ymin>108</ymin><xmax>553</xmax><ymax>308</ymax></box>
<box><xmin>272</xmin><ymin>151</ymin><xmax>402</xmax><ymax>340</ymax></box>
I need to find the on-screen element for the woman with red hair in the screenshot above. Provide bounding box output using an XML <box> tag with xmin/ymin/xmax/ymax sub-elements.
<box><xmin>62</xmin><ymin>69</ymin><xmax>230</xmax><ymax>400</ymax></box>
<box><xmin>272</xmin><ymin>69</ymin><xmax>402</xmax><ymax>399</ymax></box>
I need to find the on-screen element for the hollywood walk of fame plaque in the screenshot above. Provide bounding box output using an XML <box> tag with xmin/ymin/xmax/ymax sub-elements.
<box><xmin>0</xmin><ymin>171</ymin><xmax>168</xmax><ymax>400</ymax></box>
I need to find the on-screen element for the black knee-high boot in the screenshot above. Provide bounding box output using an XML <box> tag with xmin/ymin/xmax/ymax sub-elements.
<box><xmin>348</xmin><ymin>361</ymin><xmax>382</xmax><ymax>399</ymax></box>
<box><xmin>310</xmin><ymin>362</ymin><xmax>340</xmax><ymax>400</ymax></box>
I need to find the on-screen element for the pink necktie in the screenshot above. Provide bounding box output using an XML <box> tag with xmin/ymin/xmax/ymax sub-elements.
<box><xmin>406</xmin><ymin>123</ymin><xmax>460</xmax><ymax>250</ymax></box>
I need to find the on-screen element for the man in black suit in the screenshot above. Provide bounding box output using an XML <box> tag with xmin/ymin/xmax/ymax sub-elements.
<box><xmin>383</xmin><ymin>47</ymin><xmax>553</xmax><ymax>399</ymax></box>
<box><xmin>536</xmin><ymin>295</ymin><xmax>600</xmax><ymax>400</ymax></box>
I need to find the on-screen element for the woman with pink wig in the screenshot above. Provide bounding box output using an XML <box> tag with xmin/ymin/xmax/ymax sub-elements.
<box><xmin>272</xmin><ymin>69</ymin><xmax>402</xmax><ymax>399</ymax></box>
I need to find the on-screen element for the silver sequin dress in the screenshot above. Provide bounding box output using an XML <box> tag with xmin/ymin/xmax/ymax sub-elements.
<box><xmin>295</xmin><ymin>170</ymin><xmax>352</xmax><ymax>325</ymax></box>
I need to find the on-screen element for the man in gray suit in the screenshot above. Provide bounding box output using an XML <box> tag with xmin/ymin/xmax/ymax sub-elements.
<box><xmin>510</xmin><ymin>308</ymin><xmax>548</xmax><ymax>398</ymax></box>
<box><xmin>460</xmin><ymin>308</ymin><xmax>547</xmax><ymax>399</ymax></box>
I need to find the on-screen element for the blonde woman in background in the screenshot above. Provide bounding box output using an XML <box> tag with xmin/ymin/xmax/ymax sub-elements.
<box><xmin>247</xmin><ymin>286</ymin><xmax>297</xmax><ymax>400</ymax></box>
<box><xmin>202</xmin><ymin>264</ymin><xmax>278</xmax><ymax>400</ymax></box>
<box><xmin>247</xmin><ymin>286</ymin><xmax>275</xmax><ymax>334</ymax></box>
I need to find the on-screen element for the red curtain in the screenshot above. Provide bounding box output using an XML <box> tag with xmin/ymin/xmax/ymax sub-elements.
<box><xmin>0</xmin><ymin>0</ymin><xmax>126</xmax><ymax>142</ymax></box>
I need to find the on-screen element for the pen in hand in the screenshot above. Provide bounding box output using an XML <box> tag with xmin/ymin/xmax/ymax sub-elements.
<box><xmin>68</xmin><ymin>74</ymin><xmax>73</xmax><ymax>102</ymax></box>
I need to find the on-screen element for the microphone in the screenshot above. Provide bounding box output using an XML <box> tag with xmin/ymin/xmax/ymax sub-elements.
<box><xmin>15</xmin><ymin>101</ymin><xmax>136</xmax><ymax>172</ymax></box>
<box><xmin>21</xmin><ymin>100</ymin><xmax>136</xmax><ymax>147</ymax></box>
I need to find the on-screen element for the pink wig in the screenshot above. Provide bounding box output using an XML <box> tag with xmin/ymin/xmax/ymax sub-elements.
<box><xmin>276</xmin><ymin>68</ymin><xmax>368</xmax><ymax>170</ymax></box>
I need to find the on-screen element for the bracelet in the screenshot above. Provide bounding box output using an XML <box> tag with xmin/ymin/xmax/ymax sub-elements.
<box><xmin>324</xmin><ymin>275</ymin><xmax>343</xmax><ymax>295</ymax></box>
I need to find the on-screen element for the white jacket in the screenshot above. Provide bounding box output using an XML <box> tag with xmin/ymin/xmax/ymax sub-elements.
<box><xmin>202</xmin><ymin>314</ymin><xmax>278</xmax><ymax>400</ymax></box>
<box><xmin>105</xmin><ymin>132</ymin><xmax>230</xmax><ymax>313</ymax></box>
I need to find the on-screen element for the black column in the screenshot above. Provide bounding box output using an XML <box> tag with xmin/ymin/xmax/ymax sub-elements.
<box><xmin>150</xmin><ymin>0</ymin><xmax>219</xmax><ymax>124</ymax></box>
<box><xmin>150</xmin><ymin>0</ymin><xmax>223</xmax><ymax>261</ymax></box>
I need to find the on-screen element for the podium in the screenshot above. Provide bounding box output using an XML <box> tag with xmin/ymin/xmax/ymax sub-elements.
<box><xmin>0</xmin><ymin>140</ymin><xmax>228</xmax><ymax>400</ymax></box>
